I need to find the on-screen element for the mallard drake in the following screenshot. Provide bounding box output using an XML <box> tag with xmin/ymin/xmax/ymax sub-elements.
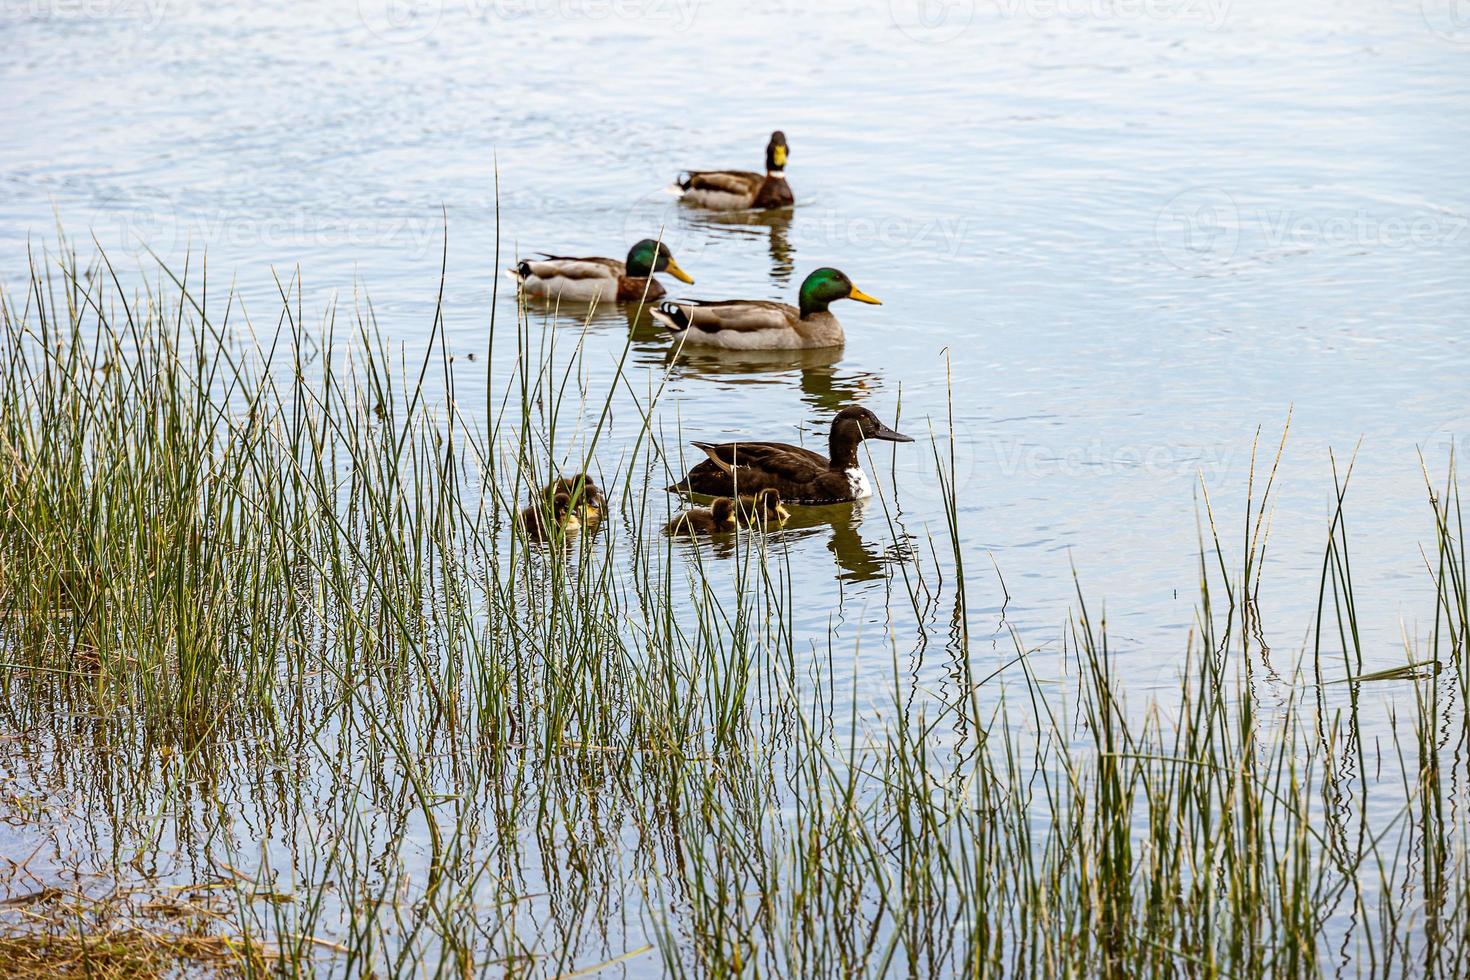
<box><xmin>735</xmin><ymin>488</ymin><xmax>790</xmax><ymax>528</ymax></box>
<box><xmin>509</xmin><ymin>239</ymin><xmax>693</xmax><ymax>304</ymax></box>
<box><xmin>664</xmin><ymin>496</ymin><xmax>738</xmax><ymax>537</ymax></box>
<box><xmin>666</xmin><ymin>407</ymin><xmax>913</xmax><ymax>504</ymax></box>
<box><xmin>651</xmin><ymin>267</ymin><xmax>880</xmax><ymax>350</ymax></box>
<box><xmin>677</xmin><ymin>131</ymin><xmax>793</xmax><ymax>211</ymax></box>
<box><xmin>519</xmin><ymin>474</ymin><xmax>606</xmax><ymax>539</ymax></box>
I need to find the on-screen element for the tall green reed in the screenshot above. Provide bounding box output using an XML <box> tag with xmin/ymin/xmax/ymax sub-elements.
<box><xmin>0</xmin><ymin>244</ymin><xmax>1466</xmax><ymax>978</ymax></box>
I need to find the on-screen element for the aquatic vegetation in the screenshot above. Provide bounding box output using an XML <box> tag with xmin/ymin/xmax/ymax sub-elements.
<box><xmin>0</xmin><ymin>885</ymin><xmax>266</xmax><ymax>978</ymax></box>
<box><xmin>0</xmin><ymin>247</ymin><xmax>1466</xmax><ymax>977</ymax></box>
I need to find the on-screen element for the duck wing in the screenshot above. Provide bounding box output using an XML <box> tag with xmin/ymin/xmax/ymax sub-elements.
<box><xmin>699</xmin><ymin>440</ymin><xmax>828</xmax><ymax>477</ymax></box>
<box><xmin>668</xmin><ymin>440</ymin><xmax>830</xmax><ymax>497</ymax></box>
<box><xmin>517</xmin><ymin>256</ymin><xmax>623</xmax><ymax>280</ymax></box>
<box><xmin>654</xmin><ymin>299</ymin><xmax>799</xmax><ymax>335</ymax></box>
<box><xmin>678</xmin><ymin>170</ymin><xmax>764</xmax><ymax>195</ymax></box>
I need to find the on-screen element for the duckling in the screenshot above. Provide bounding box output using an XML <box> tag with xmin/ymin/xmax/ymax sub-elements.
<box><xmin>677</xmin><ymin>131</ymin><xmax>793</xmax><ymax>211</ymax></box>
<box><xmin>545</xmin><ymin>473</ymin><xmax>606</xmax><ymax>528</ymax></box>
<box><xmin>666</xmin><ymin>407</ymin><xmax>914</xmax><ymax>504</ymax></box>
<box><xmin>519</xmin><ymin>490</ymin><xmax>581</xmax><ymax>541</ymax></box>
<box><xmin>664</xmin><ymin>496</ymin><xmax>739</xmax><ymax>537</ymax></box>
<box><xmin>651</xmin><ymin>267</ymin><xmax>880</xmax><ymax>350</ymax></box>
<box><xmin>519</xmin><ymin>474</ymin><xmax>606</xmax><ymax>540</ymax></box>
<box><xmin>509</xmin><ymin>239</ymin><xmax>693</xmax><ymax>304</ymax></box>
<box><xmin>735</xmin><ymin>488</ymin><xmax>791</xmax><ymax>528</ymax></box>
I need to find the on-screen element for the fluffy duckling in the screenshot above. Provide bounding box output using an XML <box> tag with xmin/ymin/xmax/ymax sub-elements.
<box><xmin>545</xmin><ymin>473</ymin><xmax>606</xmax><ymax>528</ymax></box>
<box><xmin>664</xmin><ymin>496</ymin><xmax>739</xmax><ymax>537</ymax></box>
<box><xmin>519</xmin><ymin>490</ymin><xmax>581</xmax><ymax>541</ymax></box>
<box><xmin>735</xmin><ymin>488</ymin><xmax>791</xmax><ymax>528</ymax></box>
<box><xmin>518</xmin><ymin>474</ymin><xmax>606</xmax><ymax>540</ymax></box>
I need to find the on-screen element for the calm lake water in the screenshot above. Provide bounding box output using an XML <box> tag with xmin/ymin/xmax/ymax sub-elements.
<box><xmin>7</xmin><ymin>0</ymin><xmax>1466</xmax><ymax>676</ymax></box>
<box><xmin>2</xmin><ymin>0</ymin><xmax>1468</xmax><ymax>969</ymax></box>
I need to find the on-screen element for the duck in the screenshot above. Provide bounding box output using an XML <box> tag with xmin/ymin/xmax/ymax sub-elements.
<box><xmin>664</xmin><ymin>496</ymin><xmax>738</xmax><ymax>537</ymax></box>
<box><xmin>546</xmin><ymin>473</ymin><xmax>605</xmax><ymax>527</ymax></box>
<box><xmin>518</xmin><ymin>474</ymin><xmax>606</xmax><ymax>540</ymax></box>
<box><xmin>509</xmin><ymin>239</ymin><xmax>693</xmax><ymax>304</ymax></box>
<box><xmin>650</xmin><ymin>267</ymin><xmax>880</xmax><ymax>350</ymax></box>
<box><xmin>677</xmin><ymin>131</ymin><xmax>793</xmax><ymax>211</ymax></box>
<box><xmin>665</xmin><ymin>407</ymin><xmax>914</xmax><ymax>504</ymax></box>
<box><xmin>735</xmin><ymin>488</ymin><xmax>791</xmax><ymax>528</ymax></box>
<box><xmin>519</xmin><ymin>489</ymin><xmax>581</xmax><ymax>540</ymax></box>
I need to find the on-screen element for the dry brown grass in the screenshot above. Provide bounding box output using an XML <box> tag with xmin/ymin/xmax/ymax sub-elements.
<box><xmin>0</xmin><ymin>887</ymin><xmax>266</xmax><ymax>979</ymax></box>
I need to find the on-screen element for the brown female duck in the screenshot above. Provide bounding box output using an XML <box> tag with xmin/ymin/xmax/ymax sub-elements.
<box><xmin>666</xmin><ymin>407</ymin><xmax>913</xmax><ymax>504</ymax></box>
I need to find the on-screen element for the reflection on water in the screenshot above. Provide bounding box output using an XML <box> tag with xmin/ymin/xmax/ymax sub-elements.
<box><xmin>663</xmin><ymin>344</ymin><xmax>878</xmax><ymax>416</ymax></box>
<box><xmin>792</xmin><ymin>497</ymin><xmax>917</xmax><ymax>584</ymax></box>
<box><xmin>663</xmin><ymin>497</ymin><xmax>914</xmax><ymax>584</ymax></box>
<box><xmin>528</xmin><ymin>297</ymin><xmax>882</xmax><ymax>416</ymax></box>
<box><xmin>683</xmin><ymin>207</ymin><xmax>797</xmax><ymax>287</ymax></box>
<box><xmin>0</xmin><ymin>0</ymin><xmax>1458</xmax><ymax>725</ymax></box>
<box><xmin>517</xmin><ymin>294</ymin><xmax>661</xmax><ymax>336</ymax></box>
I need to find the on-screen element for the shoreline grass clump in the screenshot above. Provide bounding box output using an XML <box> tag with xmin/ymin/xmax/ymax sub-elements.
<box><xmin>0</xmin><ymin>244</ymin><xmax>1467</xmax><ymax>976</ymax></box>
<box><xmin>0</xmin><ymin>884</ymin><xmax>266</xmax><ymax>979</ymax></box>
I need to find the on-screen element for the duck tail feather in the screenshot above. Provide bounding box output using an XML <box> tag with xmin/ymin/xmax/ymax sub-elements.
<box><xmin>693</xmin><ymin>442</ymin><xmax>735</xmax><ymax>474</ymax></box>
<box><xmin>651</xmin><ymin>302</ymin><xmax>689</xmax><ymax>332</ymax></box>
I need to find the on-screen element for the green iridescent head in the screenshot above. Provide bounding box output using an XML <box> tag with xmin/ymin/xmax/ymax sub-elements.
<box><xmin>797</xmin><ymin>267</ymin><xmax>882</xmax><ymax>318</ymax></box>
<box><xmin>626</xmin><ymin>239</ymin><xmax>694</xmax><ymax>282</ymax></box>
